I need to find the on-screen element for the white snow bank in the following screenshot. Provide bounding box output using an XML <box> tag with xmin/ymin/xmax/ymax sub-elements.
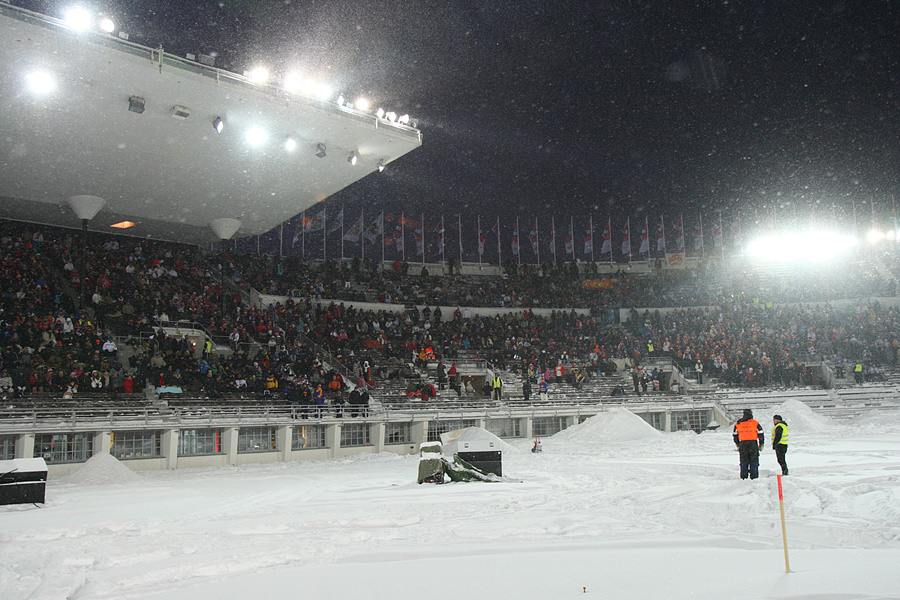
<box><xmin>61</xmin><ymin>452</ymin><xmax>142</xmax><ymax>485</ymax></box>
<box><xmin>552</xmin><ymin>407</ymin><xmax>663</xmax><ymax>443</ymax></box>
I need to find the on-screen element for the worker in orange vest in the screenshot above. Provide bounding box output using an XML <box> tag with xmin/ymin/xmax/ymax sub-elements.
<box><xmin>732</xmin><ymin>408</ymin><xmax>765</xmax><ymax>480</ymax></box>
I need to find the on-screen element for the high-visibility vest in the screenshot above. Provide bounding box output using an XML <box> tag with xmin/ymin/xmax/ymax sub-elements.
<box><xmin>854</xmin><ymin>364</ymin><xmax>863</xmax><ymax>372</ymax></box>
<box><xmin>772</xmin><ymin>422</ymin><xmax>789</xmax><ymax>445</ymax></box>
<box><xmin>735</xmin><ymin>419</ymin><xmax>761</xmax><ymax>441</ymax></box>
<box><xmin>492</xmin><ymin>377</ymin><xmax>502</xmax><ymax>389</ymax></box>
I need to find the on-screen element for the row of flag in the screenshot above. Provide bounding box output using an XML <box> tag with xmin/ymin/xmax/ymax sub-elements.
<box><xmin>285</xmin><ymin>209</ymin><xmax>749</xmax><ymax>262</ymax></box>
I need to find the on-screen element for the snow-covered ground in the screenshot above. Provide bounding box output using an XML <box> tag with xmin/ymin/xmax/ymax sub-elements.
<box><xmin>3</xmin><ymin>399</ymin><xmax>900</xmax><ymax>600</ymax></box>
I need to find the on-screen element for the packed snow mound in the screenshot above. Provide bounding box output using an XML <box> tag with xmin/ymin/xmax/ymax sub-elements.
<box><xmin>440</xmin><ymin>427</ymin><xmax>518</xmax><ymax>455</ymax></box>
<box><xmin>553</xmin><ymin>407</ymin><xmax>663</xmax><ymax>443</ymax></box>
<box><xmin>62</xmin><ymin>452</ymin><xmax>142</xmax><ymax>485</ymax></box>
<box><xmin>757</xmin><ymin>398</ymin><xmax>836</xmax><ymax>433</ymax></box>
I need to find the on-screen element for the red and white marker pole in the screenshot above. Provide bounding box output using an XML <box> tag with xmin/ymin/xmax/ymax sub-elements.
<box><xmin>777</xmin><ymin>474</ymin><xmax>791</xmax><ymax>573</ymax></box>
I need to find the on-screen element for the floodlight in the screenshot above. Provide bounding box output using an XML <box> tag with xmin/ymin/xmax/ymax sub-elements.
<box><xmin>128</xmin><ymin>96</ymin><xmax>145</xmax><ymax>114</ymax></box>
<box><xmin>398</xmin><ymin>114</ymin><xmax>410</xmax><ymax>125</ymax></box>
<box><xmin>746</xmin><ymin>231</ymin><xmax>858</xmax><ymax>262</ymax></box>
<box><xmin>336</xmin><ymin>94</ymin><xmax>345</xmax><ymax>106</ymax></box>
<box><xmin>376</xmin><ymin>108</ymin><xmax>385</xmax><ymax>119</ymax></box>
<box><xmin>213</xmin><ymin>117</ymin><xmax>224</xmax><ymax>133</ymax></box>
<box><xmin>246</xmin><ymin>67</ymin><xmax>269</xmax><ymax>84</ymax></box>
<box><xmin>348</xmin><ymin>151</ymin><xmax>358</xmax><ymax>166</ymax></box>
<box><xmin>356</xmin><ymin>98</ymin><xmax>369</xmax><ymax>111</ymax></box>
<box><xmin>246</xmin><ymin>127</ymin><xmax>267</xmax><ymax>146</ymax></box>
<box><xmin>315</xmin><ymin>143</ymin><xmax>327</xmax><ymax>158</ymax></box>
<box><xmin>377</xmin><ymin>160</ymin><xmax>385</xmax><ymax>172</ymax></box>
<box><xmin>867</xmin><ymin>229</ymin><xmax>887</xmax><ymax>243</ymax></box>
<box><xmin>385</xmin><ymin>111</ymin><xmax>397</xmax><ymax>122</ymax></box>
<box><xmin>64</xmin><ymin>8</ymin><xmax>92</xmax><ymax>31</ymax></box>
<box><xmin>284</xmin><ymin>137</ymin><xmax>297</xmax><ymax>151</ymax></box>
<box><xmin>99</xmin><ymin>17</ymin><xmax>114</xmax><ymax>33</ymax></box>
<box><xmin>26</xmin><ymin>71</ymin><xmax>55</xmax><ymax>95</ymax></box>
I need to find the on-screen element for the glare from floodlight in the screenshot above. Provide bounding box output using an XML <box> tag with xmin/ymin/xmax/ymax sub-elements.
<box><xmin>356</xmin><ymin>98</ymin><xmax>369</xmax><ymax>111</ymax></box>
<box><xmin>284</xmin><ymin>137</ymin><xmax>297</xmax><ymax>151</ymax></box>
<box><xmin>336</xmin><ymin>94</ymin><xmax>345</xmax><ymax>106</ymax></box>
<box><xmin>385</xmin><ymin>111</ymin><xmax>397</xmax><ymax>122</ymax></box>
<box><xmin>64</xmin><ymin>8</ymin><xmax>92</xmax><ymax>31</ymax></box>
<box><xmin>247</xmin><ymin>67</ymin><xmax>269</xmax><ymax>84</ymax></box>
<box><xmin>377</xmin><ymin>159</ymin><xmax>385</xmax><ymax>172</ymax></box>
<box><xmin>398</xmin><ymin>114</ymin><xmax>410</xmax><ymax>125</ymax></box>
<box><xmin>867</xmin><ymin>229</ymin><xmax>886</xmax><ymax>243</ymax></box>
<box><xmin>246</xmin><ymin>126</ymin><xmax>267</xmax><ymax>147</ymax></box>
<box><xmin>99</xmin><ymin>17</ymin><xmax>114</xmax><ymax>33</ymax></box>
<box><xmin>348</xmin><ymin>151</ymin><xmax>357</xmax><ymax>166</ymax></box>
<box><xmin>213</xmin><ymin>117</ymin><xmax>224</xmax><ymax>133</ymax></box>
<box><xmin>376</xmin><ymin>108</ymin><xmax>385</xmax><ymax>119</ymax></box>
<box><xmin>746</xmin><ymin>231</ymin><xmax>858</xmax><ymax>262</ymax></box>
<box><xmin>26</xmin><ymin>71</ymin><xmax>55</xmax><ymax>95</ymax></box>
<box><xmin>283</xmin><ymin>72</ymin><xmax>304</xmax><ymax>93</ymax></box>
<box><xmin>315</xmin><ymin>83</ymin><xmax>332</xmax><ymax>100</ymax></box>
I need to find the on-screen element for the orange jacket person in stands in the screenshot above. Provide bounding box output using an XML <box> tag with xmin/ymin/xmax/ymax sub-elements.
<box><xmin>732</xmin><ymin>408</ymin><xmax>765</xmax><ymax>480</ymax></box>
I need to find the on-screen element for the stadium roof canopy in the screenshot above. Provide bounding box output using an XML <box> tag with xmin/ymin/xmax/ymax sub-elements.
<box><xmin>0</xmin><ymin>3</ymin><xmax>421</xmax><ymax>245</ymax></box>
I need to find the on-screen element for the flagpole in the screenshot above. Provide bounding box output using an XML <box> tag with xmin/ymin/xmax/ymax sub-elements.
<box><xmin>570</xmin><ymin>216</ymin><xmax>574</xmax><ymax>265</ymax></box>
<box><xmin>401</xmin><ymin>211</ymin><xmax>405</xmax><ymax>263</ymax></box>
<box><xmin>536</xmin><ymin>218</ymin><xmax>541</xmax><ymax>266</ymax></box>
<box><xmin>279</xmin><ymin>222</ymin><xmax>284</xmax><ymax>258</ymax></box>
<box><xmin>381</xmin><ymin>210</ymin><xmax>385</xmax><ymax>267</ymax></box>
<box><xmin>516</xmin><ymin>217</ymin><xmax>520</xmax><ymax>267</ymax></box>
<box><xmin>893</xmin><ymin>195</ymin><xmax>897</xmax><ymax>253</ymax></box>
<box><xmin>551</xmin><ymin>216</ymin><xmax>556</xmax><ymax>266</ymax></box>
<box><xmin>421</xmin><ymin>212</ymin><xmax>426</xmax><ymax>266</ymax></box>
<box><xmin>590</xmin><ymin>216</ymin><xmax>595</xmax><ymax>264</ymax></box>
<box><xmin>323</xmin><ymin>210</ymin><xmax>327</xmax><ymax>261</ymax></box>
<box><xmin>301</xmin><ymin>209</ymin><xmax>306</xmax><ymax>259</ymax></box>
<box><xmin>497</xmin><ymin>215</ymin><xmax>502</xmax><ymax>267</ymax></box>
<box><xmin>699</xmin><ymin>213</ymin><xmax>704</xmax><ymax>258</ymax></box>
<box><xmin>660</xmin><ymin>215</ymin><xmax>665</xmax><ymax>260</ymax></box>
<box><xmin>477</xmin><ymin>215</ymin><xmax>482</xmax><ymax>266</ymax></box>
<box><xmin>340</xmin><ymin>210</ymin><xmax>345</xmax><ymax>261</ymax></box>
<box><xmin>608</xmin><ymin>217</ymin><xmax>612</xmax><ymax>268</ymax></box>
<box><xmin>360</xmin><ymin>209</ymin><xmax>365</xmax><ymax>263</ymax></box>
<box><xmin>627</xmin><ymin>217</ymin><xmax>632</xmax><ymax>264</ymax></box>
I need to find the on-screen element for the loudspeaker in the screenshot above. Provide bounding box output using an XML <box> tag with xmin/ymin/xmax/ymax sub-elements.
<box><xmin>0</xmin><ymin>458</ymin><xmax>48</xmax><ymax>505</ymax></box>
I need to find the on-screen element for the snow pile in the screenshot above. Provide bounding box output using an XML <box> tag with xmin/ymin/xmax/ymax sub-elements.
<box><xmin>62</xmin><ymin>452</ymin><xmax>142</xmax><ymax>485</ymax></box>
<box><xmin>767</xmin><ymin>397</ymin><xmax>836</xmax><ymax>433</ymax></box>
<box><xmin>553</xmin><ymin>407</ymin><xmax>663</xmax><ymax>443</ymax></box>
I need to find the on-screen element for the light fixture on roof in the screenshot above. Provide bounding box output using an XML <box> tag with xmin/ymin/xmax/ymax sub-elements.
<box><xmin>110</xmin><ymin>221</ymin><xmax>136</xmax><ymax>229</ymax></box>
<box><xmin>377</xmin><ymin>159</ymin><xmax>385</xmax><ymax>172</ymax></box>
<box><xmin>284</xmin><ymin>137</ymin><xmax>297</xmax><ymax>151</ymax></box>
<box><xmin>99</xmin><ymin>17</ymin><xmax>115</xmax><ymax>33</ymax></box>
<box><xmin>246</xmin><ymin>126</ymin><xmax>267</xmax><ymax>147</ymax></box>
<box><xmin>376</xmin><ymin>108</ymin><xmax>385</xmax><ymax>118</ymax></box>
<box><xmin>315</xmin><ymin>143</ymin><xmax>327</xmax><ymax>158</ymax></box>
<box><xmin>397</xmin><ymin>114</ymin><xmax>410</xmax><ymax>125</ymax></box>
<box><xmin>63</xmin><ymin>8</ymin><xmax>92</xmax><ymax>31</ymax></box>
<box><xmin>171</xmin><ymin>105</ymin><xmax>190</xmax><ymax>119</ymax></box>
<box><xmin>315</xmin><ymin>83</ymin><xmax>332</xmax><ymax>100</ymax></box>
<box><xmin>385</xmin><ymin>111</ymin><xmax>397</xmax><ymax>123</ymax></box>
<box><xmin>355</xmin><ymin>98</ymin><xmax>370</xmax><ymax>111</ymax></box>
<box><xmin>336</xmin><ymin>94</ymin><xmax>345</xmax><ymax>106</ymax></box>
<box><xmin>213</xmin><ymin>117</ymin><xmax>224</xmax><ymax>133</ymax></box>
<box><xmin>128</xmin><ymin>96</ymin><xmax>145</xmax><ymax>114</ymax></box>
<box><xmin>348</xmin><ymin>151</ymin><xmax>358</xmax><ymax>166</ymax></box>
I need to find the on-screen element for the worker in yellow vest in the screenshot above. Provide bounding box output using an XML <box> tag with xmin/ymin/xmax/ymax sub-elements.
<box><xmin>772</xmin><ymin>415</ymin><xmax>789</xmax><ymax>475</ymax></box>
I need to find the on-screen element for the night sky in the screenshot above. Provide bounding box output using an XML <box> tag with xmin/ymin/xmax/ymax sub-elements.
<box><xmin>14</xmin><ymin>0</ymin><xmax>900</xmax><ymax>229</ymax></box>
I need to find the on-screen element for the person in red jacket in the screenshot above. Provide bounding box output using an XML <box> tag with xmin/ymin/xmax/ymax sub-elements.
<box><xmin>732</xmin><ymin>408</ymin><xmax>765</xmax><ymax>480</ymax></box>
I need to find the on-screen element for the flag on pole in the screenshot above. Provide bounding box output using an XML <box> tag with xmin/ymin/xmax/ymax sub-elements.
<box><xmin>693</xmin><ymin>218</ymin><xmax>703</xmax><ymax>251</ymax></box>
<box><xmin>414</xmin><ymin>225</ymin><xmax>424</xmax><ymax>256</ymax></box>
<box><xmin>549</xmin><ymin>218</ymin><xmax>556</xmax><ymax>257</ymax></box>
<box><xmin>673</xmin><ymin>214</ymin><xmax>684</xmax><ymax>251</ymax></box>
<box><xmin>511</xmin><ymin>220</ymin><xmax>520</xmax><ymax>256</ymax></box>
<box><xmin>478</xmin><ymin>219</ymin><xmax>485</xmax><ymax>257</ymax></box>
<box><xmin>328</xmin><ymin>209</ymin><xmax>343</xmax><ymax>234</ymax></box>
<box><xmin>529</xmin><ymin>219</ymin><xmax>539</xmax><ymax>256</ymax></box>
<box><xmin>363</xmin><ymin>213</ymin><xmax>383</xmax><ymax>243</ymax></box>
<box><xmin>657</xmin><ymin>217</ymin><xmax>666</xmax><ymax>252</ymax></box>
<box><xmin>584</xmin><ymin>222</ymin><xmax>594</xmax><ymax>255</ymax></box>
<box><xmin>303</xmin><ymin>209</ymin><xmax>325</xmax><ymax>232</ymax></box>
<box><xmin>731</xmin><ymin>214</ymin><xmax>742</xmax><ymax>249</ymax></box>
<box><xmin>713</xmin><ymin>215</ymin><xmax>723</xmax><ymax>248</ymax></box>
<box><xmin>621</xmin><ymin>219</ymin><xmax>631</xmax><ymax>255</ymax></box>
<box><xmin>639</xmin><ymin>218</ymin><xmax>650</xmax><ymax>254</ymax></box>
<box><xmin>565</xmin><ymin>220</ymin><xmax>574</xmax><ymax>256</ymax></box>
<box><xmin>492</xmin><ymin>218</ymin><xmax>502</xmax><ymax>260</ymax></box>
<box><xmin>393</xmin><ymin>225</ymin><xmax>404</xmax><ymax>253</ymax></box>
<box><xmin>435</xmin><ymin>218</ymin><xmax>445</xmax><ymax>255</ymax></box>
<box><xmin>343</xmin><ymin>214</ymin><xmax>363</xmax><ymax>242</ymax></box>
<box><xmin>600</xmin><ymin>219</ymin><xmax>611</xmax><ymax>255</ymax></box>
<box><xmin>292</xmin><ymin>227</ymin><xmax>302</xmax><ymax>247</ymax></box>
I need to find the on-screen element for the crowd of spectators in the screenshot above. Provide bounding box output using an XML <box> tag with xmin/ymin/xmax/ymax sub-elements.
<box><xmin>2</xmin><ymin>218</ymin><xmax>899</xmax><ymax>407</ymax></box>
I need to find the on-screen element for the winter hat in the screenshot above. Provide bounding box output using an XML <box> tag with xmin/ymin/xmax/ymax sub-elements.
<box><xmin>742</xmin><ymin>408</ymin><xmax>753</xmax><ymax>419</ymax></box>
<box><xmin>773</xmin><ymin>414</ymin><xmax>783</xmax><ymax>421</ymax></box>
